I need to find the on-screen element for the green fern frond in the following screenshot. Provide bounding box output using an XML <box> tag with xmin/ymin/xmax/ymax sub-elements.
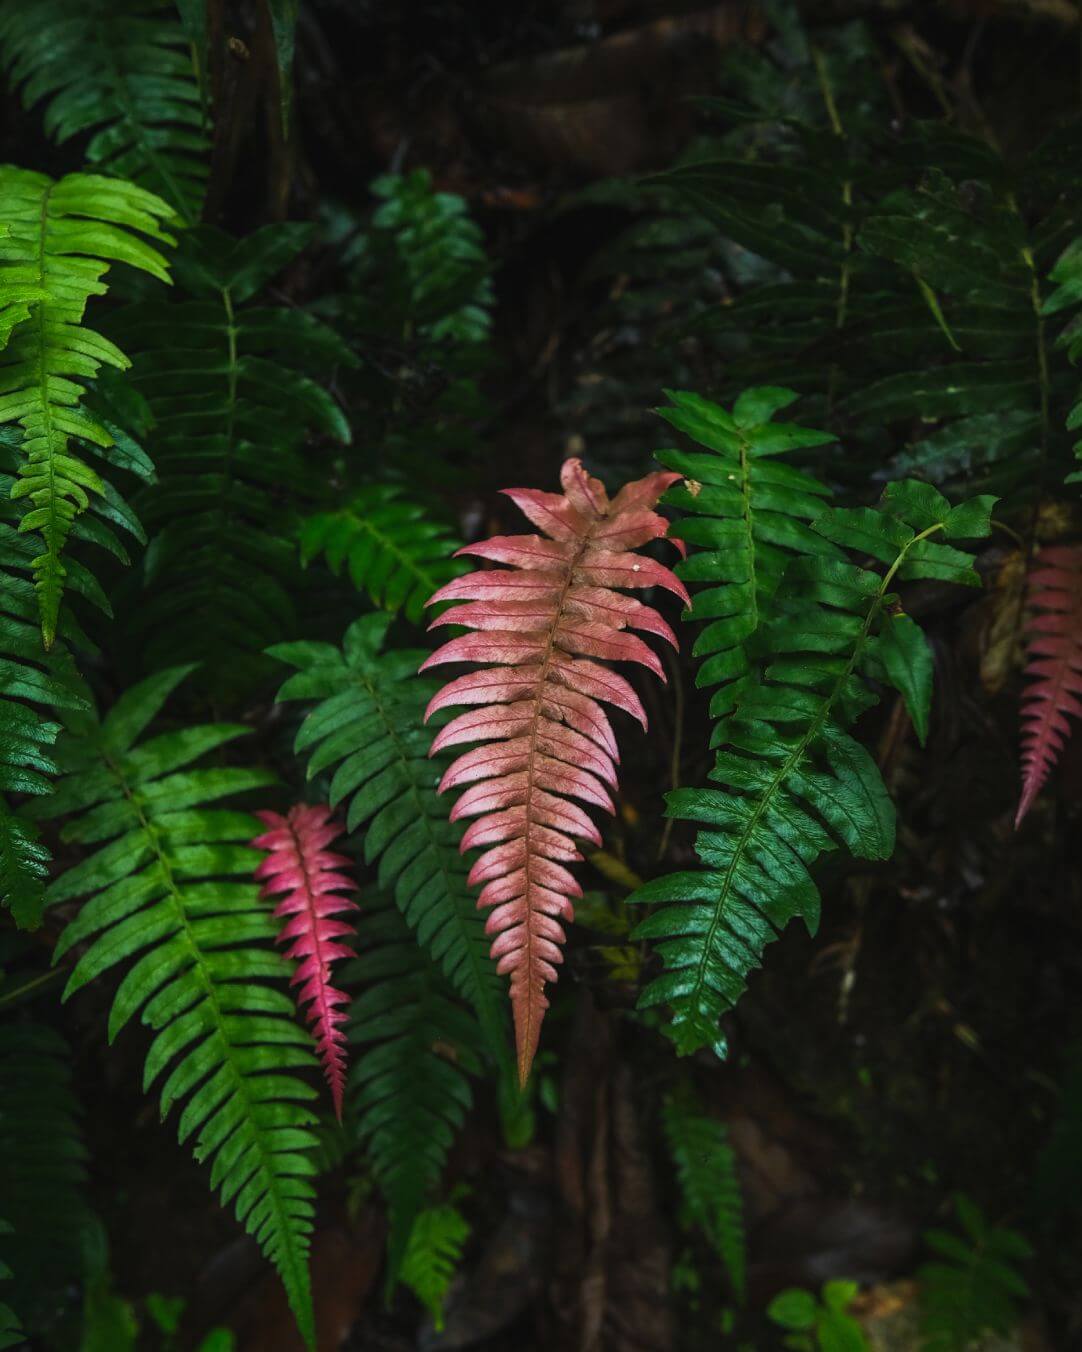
<box><xmin>346</xmin><ymin>891</ymin><xmax>483</xmax><ymax>1281</ymax></box>
<box><xmin>663</xmin><ymin>1086</ymin><xmax>745</xmax><ymax>1302</ymax></box>
<box><xmin>632</xmin><ymin>392</ymin><xmax>995</xmax><ymax>1057</ymax></box>
<box><xmin>269</xmin><ymin>613</ymin><xmax>506</xmax><ymax>1055</ymax></box>
<box><xmin>115</xmin><ymin>224</ymin><xmax>355</xmax><ymax>691</ymax></box>
<box><xmin>918</xmin><ymin>1195</ymin><xmax>1031</xmax><ymax>1352</ymax></box>
<box><xmin>0</xmin><ymin>1023</ymin><xmax>88</xmax><ymax>1325</ymax></box>
<box><xmin>30</xmin><ymin>667</ymin><xmax>319</xmax><ymax>1347</ymax></box>
<box><xmin>0</xmin><ymin>166</ymin><xmax>174</xmax><ymax>643</ymax></box>
<box><xmin>0</xmin><ymin>0</ymin><xmax>208</xmax><ymax>223</ymax></box>
<box><xmin>1043</xmin><ymin>235</ymin><xmax>1082</xmax><ymax>483</ymax></box>
<box><xmin>1</xmin><ymin>512</ymin><xmax>89</xmax><ymax>927</ymax></box>
<box><xmin>400</xmin><ymin>1201</ymin><xmax>470</xmax><ymax>1332</ymax></box>
<box><xmin>299</xmin><ymin>484</ymin><xmax>466</xmax><ymax>625</ymax></box>
<box><xmin>657</xmin><ymin>387</ymin><xmax>839</xmax><ymax>718</ymax></box>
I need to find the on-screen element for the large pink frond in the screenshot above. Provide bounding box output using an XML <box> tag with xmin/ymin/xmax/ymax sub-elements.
<box><xmin>1015</xmin><ymin>544</ymin><xmax>1082</xmax><ymax>827</ymax></box>
<box><xmin>252</xmin><ymin>805</ymin><xmax>358</xmax><ymax>1119</ymax></box>
<box><xmin>421</xmin><ymin>458</ymin><xmax>685</xmax><ymax>1083</ymax></box>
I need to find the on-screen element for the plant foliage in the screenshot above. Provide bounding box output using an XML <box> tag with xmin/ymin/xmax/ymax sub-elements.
<box><xmin>253</xmin><ymin>804</ymin><xmax>358</xmax><ymax>1121</ymax></box>
<box><xmin>33</xmin><ymin>667</ymin><xmax>320</xmax><ymax>1346</ymax></box>
<box><xmin>399</xmin><ymin>1200</ymin><xmax>470</xmax><ymax>1332</ymax></box>
<box><xmin>422</xmin><ymin>458</ymin><xmax>686</xmax><ymax>1081</ymax></box>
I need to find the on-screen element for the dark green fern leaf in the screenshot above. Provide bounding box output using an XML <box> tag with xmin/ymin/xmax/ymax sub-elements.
<box><xmin>299</xmin><ymin>484</ymin><xmax>466</xmax><ymax>625</ymax></box>
<box><xmin>30</xmin><ymin>666</ymin><xmax>319</xmax><ymax>1347</ymax></box>
<box><xmin>0</xmin><ymin>1022</ymin><xmax>88</xmax><ymax>1326</ymax></box>
<box><xmin>346</xmin><ymin>890</ymin><xmax>483</xmax><ymax>1281</ymax></box>
<box><xmin>269</xmin><ymin>613</ymin><xmax>506</xmax><ymax>1057</ymax></box>
<box><xmin>0</xmin><ymin>0</ymin><xmax>208</xmax><ymax>223</ymax></box>
<box><xmin>919</xmin><ymin>1196</ymin><xmax>1031</xmax><ymax>1352</ymax></box>
<box><xmin>632</xmin><ymin>392</ymin><xmax>995</xmax><ymax>1057</ymax></box>
<box><xmin>114</xmin><ymin>224</ymin><xmax>355</xmax><ymax>692</ymax></box>
<box><xmin>663</xmin><ymin>1085</ymin><xmax>745</xmax><ymax>1302</ymax></box>
<box><xmin>0</xmin><ymin>166</ymin><xmax>174</xmax><ymax>642</ymax></box>
<box><xmin>1043</xmin><ymin>235</ymin><xmax>1082</xmax><ymax>483</ymax></box>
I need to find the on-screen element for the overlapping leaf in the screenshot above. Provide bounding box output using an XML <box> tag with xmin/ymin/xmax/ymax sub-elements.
<box><xmin>421</xmin><ymin>457</ymin><xmax>686</xmax><ymax>1082</ymax></box>
<box><xmin>253</xmin><ymin>804</ymin><xmax>358</xmax><ymax>1120</ymax></box>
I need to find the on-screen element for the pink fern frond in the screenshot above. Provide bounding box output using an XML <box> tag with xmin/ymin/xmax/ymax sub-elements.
<box><xmin>252</xmin><ymin>804</ymin><xmax>358</xmax><ymax>1118</ymax></box>
<box><xmin>421</xmin><ymin>458</ymin><xmax>685</xmax><ymax>1083</ymax></box>
<box><xmin>1015</xmin><ymin>544</ymin><xmax>1082</xmax><ymax>827</ymax></box>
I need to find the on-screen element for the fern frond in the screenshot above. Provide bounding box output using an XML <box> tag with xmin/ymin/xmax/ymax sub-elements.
<box><xmin>115</xmin><ymin>224</ymin><xmax>354</xmax><ymax>691</ymax></box>
<box><xmin>0</xmin><ymin>166</ymin><xmax>174</xmax><ymax>642</ymax></box>
<box><xmin>656</xmin><ymin>387</ymin><xmax>839</xmax><ymax>719</ymax></box>
<box><xmin>632</xmin><ymin>393</ymin><xmax>995</xmax><ymax>1056</ymax></box>
<box><xmin>269</xmin><ymin>613</ymin><xmax>506</xmax><ymax>1057</ymax></box>
<box><xmin>0</xmin><ymin>515</ymin><xmax>89</xmax><ymax>927</ymax></box>
<box><xmin>0</xmin><ymin>1023</ymin><xmax>88</xmax><ymax>1322</ymax></box>
<box><xmin>346</xmin><ymin>890</ymin><xmax>484</xmax><ymax>1280</ymax></box>
<box><xmin>253</xmin><ymin>804</ymin><xmax>358</xmax><ymax>1121</ymax></box>
<box><xmin>1015</xmin><ymin>544</ymin><xmax>1082</xmax><ymax>825</ymax></box>
<box><xmin>421</xmin><ymin>458</ymin><xmax>686</xmax><ymax>1083</ymax></box>
<box><xmin>1043</xmin><ymin>235</ymin><xmax>1082</xmax><ymax>481</ymax></box>
<box><xmin>918</xmin><ymin>1195</ymin><xmax>1031</xmax><ymax>1352</ymax></box>
<box><xmin>32</xmin><ymin>667</ymin><xmax>319</xmax><ymax>1347</ymax></box>
<box><xmin>0</xmin><ymin>0</ymin><xmax>208</xmax><ymax>222</ymax></box>
<box><xmin>299</xmin><ymin>484</ymin><xmax>466</xmax><ymax>625</ymax></box>
<box><xmin>400</xmin><ymin>1201</ymin><xmax>470</xmax><ymax>1332</ymax></box>
<box><xmin>663</xmin><ymin>1087</ymin><xmax>745</xmax><ymax>1302</ymax></box>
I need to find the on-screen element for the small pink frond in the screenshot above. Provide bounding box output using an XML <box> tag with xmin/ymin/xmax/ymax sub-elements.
<box><xmin>1015</xmin><ymin>544</ymin><xmax>1082</xmax><ymax>827</ymax></box>
<box><xmin>252</xmin><ymin>804</ymin><xmax>358</xmax><ymax>1119</ymax></box>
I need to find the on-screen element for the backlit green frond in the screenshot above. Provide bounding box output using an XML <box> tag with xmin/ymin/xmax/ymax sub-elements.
<box><xmin>0</xmin><ymin>166</ymin><xmax>174</xmax><ymax>642</ymax></box>
<box><xmin>400</xmin><ymin>1201</ymin><xmax>470</xmax><ymax>1332</ymax></box>
<box><xmin>270</xmin><ymin>613</ymin><xmax>505</xmax><ymax>1056</ymax></box>
<box><xmin>632</xmin><ymin>392</ymin><xmax>995</xmax><ymax>1057</ymax></box>
<box><xmin>663</xmin><ymin>1085</ymin><xmax>745</xmax><ymax>1302</ymax></box>
<box><xmin>346</xmin><ymin>891</ymin><xmax>482</xmax><ymax>1281</ymax></box>
<box><xmin>0</xmin><ymin>0</ymin><xmax>208</xmax><ymax>222</ymax></box>
<box><xmin>299</xmin><ymin>484</ymin><xmax>466</xmax><ymax>625</ymax></box>
<box><xmin>115</xmin><ymin>224</ymin><xmax>355</xmax><ymax>691</ymax></box>
<box><xmin>32</xmin><ymin>667</ymin><xmax>319</xmax><ymax>1347</ymax></box>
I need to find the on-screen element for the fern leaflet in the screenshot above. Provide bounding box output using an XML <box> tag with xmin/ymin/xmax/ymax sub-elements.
<box><xmin>400</xmin><ymin>1201</ymin><xmax>470</xmax><ymax>1332</ymax></box>
<box><xmin>0</xmin><ymin>166</ymin><xmax>174</xmax><ymax>642</ymax></box>
<box><xmin>32</xmin><ymin>667</ymin><xmax>319</xmax><ymax>1347</ymax></box>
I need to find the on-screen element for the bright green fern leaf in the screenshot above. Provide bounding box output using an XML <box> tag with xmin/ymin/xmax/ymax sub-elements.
<box><xmin>346</xmin><ymin>891</ymin><xmax>483</xmax><ymax>1283</ymax></box>
<box><xmin>113</xmin><ymin>224</ymin><xmax>355</xmax><ymax>692</ymax></box>
<box><xmin>632</xmin><ymin>392</ymin><xmax>995</xmax><ymax>1057</ymax></box>
<box><xmin>0</xmin><ymin>0</ymin><xmax>208</xmax><ymax>223</ymax></box>
<box><xmin>400</xmin><ymin>1201</ymin><xmax>470</xmax><ymax>1332</ymax></box>
<box><xmin>663</xmin><ymin>1085</ymin><xmax>745</xmax><ymax>1302</ymax></box>
<box><xmin>269</xmin><ymin>613</ymin><xmax>506</xmax><ymax>1057</ymax></box>
<box><xmin>299</xmin><ymin>484</ymin><xmax>466</xmax><ymax>625</ymax></box>
<box><xmin>919</xmin><ymin>1195</ymin><xmax>1031</xmax><ymax>1352</ymax></box>
<box><xmin>0</xmin><ymin>166</ymin><xmax>174</xmax><ymax>643</ymax></box>
<box><xmin>30</xmin><ymin>666</ymin><xmax>319</xmax><ymax>1347</ymax></box>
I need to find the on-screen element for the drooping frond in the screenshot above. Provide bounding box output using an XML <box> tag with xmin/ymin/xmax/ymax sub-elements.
<box><xmin>421</xmin><ymin>458</ymin><xmax>686</xmax><ymax>1083</ymax></box>
<box><xmin>1043</xmin><ymin>236</ymin><xmax>1082</xmax><ymax>482</ymax></box>
<box><xmin>656</xmin><ymin>387</ymin><xmax>839</xmax><ymax>719</ymax></box>
<box><xmin>0</xmin><ymin>510</ymin><xmax>89</xmax><ymax>927</ymax></box>
<box><xmin>32</xmin><ymin>667</ymin><xmax>319</xmax><ymax>1347</ymax></box>
<box><xmin>114</xmin><ymin>224</ymin><xmax>355</xmax><ymax>692</ymax></box>
<box><xmin>400</xmin><ymin>1201</ymin><xmax>470</xmax><ymax>1332</ymax></box>
<box><xmin>1015</xmin><ymin>545</ymin><xmax>1082</xmax><ymax>826</ymax></box>
<box><xmin>663</xmin><ymin>1086</ymin><xmax>745</xmax><ymax>1302</ymax></box>
<box><xmin>345</xmin><ymin>890</ymin><xmax>484</xmax><ymax>1281</ymax></box>
<box><xmin>918</xmin><ymin>1196</ymin><xmax>1031</xmax><ymax>1352</ymax></box>
<box><xmin>632</xmin><ymin>392</ymin><xmax>995</xmax><ymax>1057</ymax></box>
<box><xmin>0</xmin><ymin>0</ymin><xmax>208</xmax><ymax>222</ymax></box>
<box><xmin>269</xmin><ymin>613</ymin><xmax>505</xmax><ymax>1057</ymax></box>
<box><xmin>299</xmin><ymin>484</ymin><xmax>466</xmax><ymax>625</ymax></box>
<box><xmin>0</xmin><ymin>1022</ymin><xmax>88</xmax><ymax>1325</ymax></box>
<box><xmin>0</xmin><ymin>166</ymin><xmax>174</xmax><ymax>642</ymax></box>
<box><xmin>253</xmin><ymin>804</ymin><xmax>358</xmax><ymax>1120</ymax></box>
